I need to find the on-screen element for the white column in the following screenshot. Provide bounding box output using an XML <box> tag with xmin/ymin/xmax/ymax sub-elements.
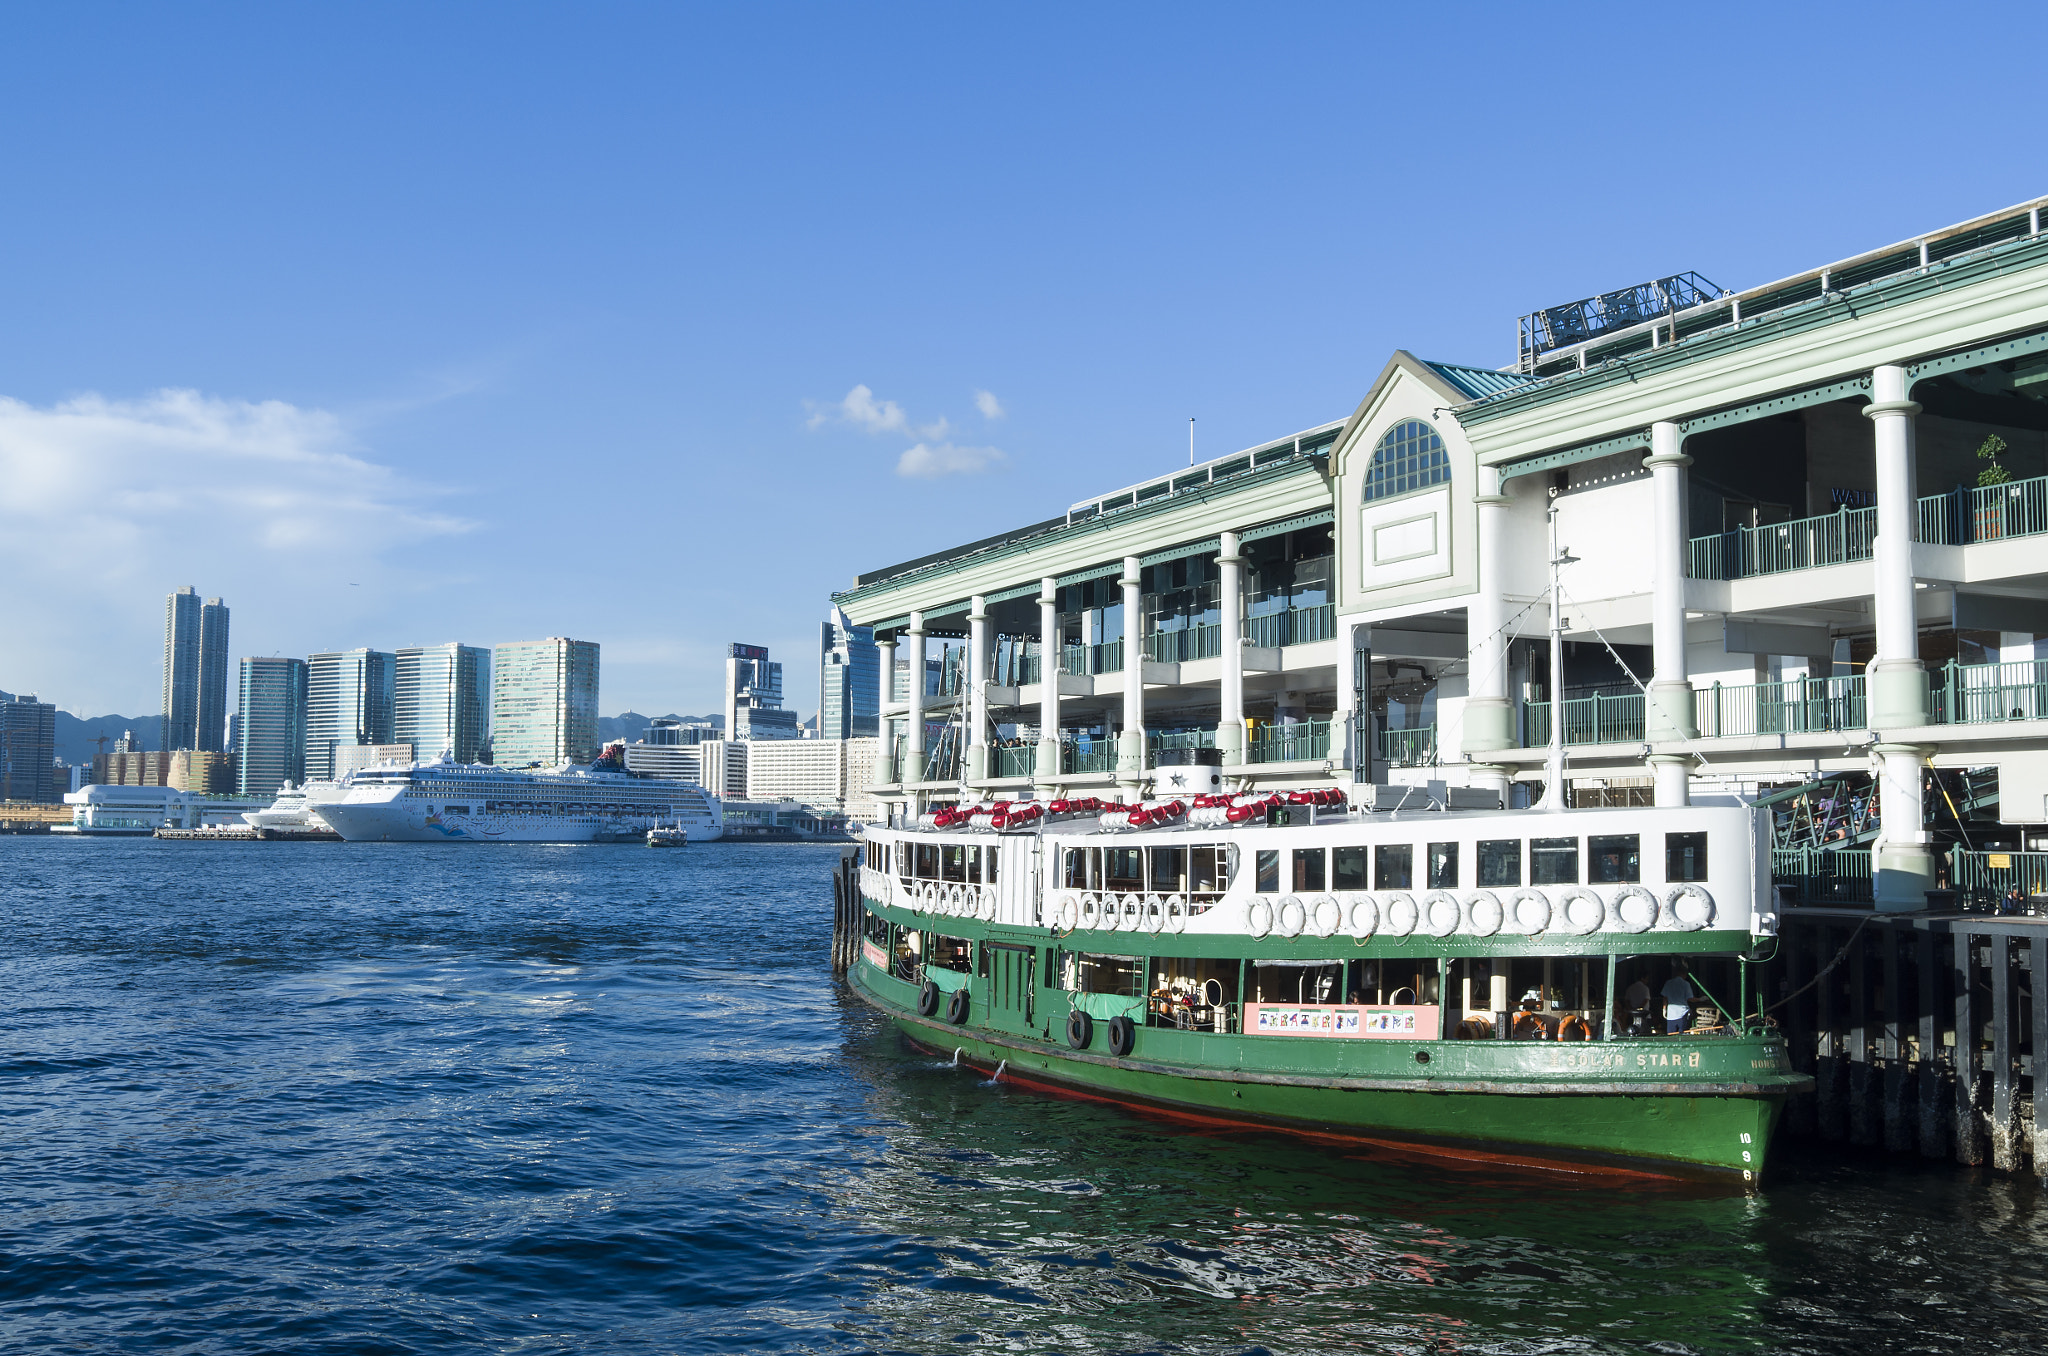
<box><xmin>902</xmin><ymin>611</ymin><xmax>927</xmax><ymax>786</ymax></box>
<box><xmin>1117</xmin><ymin>555</ymin><xmax>1146</xmax><ymax>791</ymax></box>
<box><xmin>1332</xmin><ymin>619</ymin><xmax>1361</xmax><ymax>778</ymax></box>
<box><xmin>1034</xmin><ymin>577</ymin><xmax>1060</xmax><ymax>789</ymax></box>
<box><xmin>1865</xmin><ymin>364</ymin><xmax>1933</xmax><ymax>911</ymax></box>
<box><xmin>1215</xmin><ymin>531</ymin><xmax>1245</xmax><ymax>765</ymax></box>
<box><xmin>966</xmin><ymin>595</ymin><xmax>989</xmax><ymax>784</ymax></box>
<box><xmin>1644</xmin><ymin>421</ymin><xmax>1697</xmax><ymax>807</ymax></box>
<box><xmin>1465</xmin><ymin>466</ymin><xmax>1514</xmax><ymax>799</ymax></box>
<box><xmin>874</xmin><ymin>635</ymin><xmax>898</xmax><ymax>785</ymax></box>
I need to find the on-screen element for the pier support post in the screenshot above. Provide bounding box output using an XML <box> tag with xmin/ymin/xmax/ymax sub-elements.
<box><xmin>1215</xmin><ymin>532</ymin><xmax>1245</xmax><ymax>769</ymax></box>
<box><xmin>904</xmin><ymin>612</ymin><xmax>928</xmax><ymax>788</ymax></box>
<box><xmin>966</xmin><ymin>595</ymin><xmax>989</xmax><ymax>785</ymax></box>
<box><xmin>1783</xmin><ymin>921</ymin><xmax>1816</xmax><ymax>1136</ymax></box>
<box><xmin>1117</xmin><ymin>555</ymin><xmax>1145</xmax><ymax>794</ymax></box>
<box><xmin>875</xmin><ymin>635</ymin><xmax>898</xmax><ymax>787</ymax></box>
<box><xmin>1917</xmin><ymin>927</ymin><xmax>1949</xmax><ymax>1159</ymax></box>
<box><xmin>1643</xmin><ymin>424</ymin><xmax>1696</xmax><ymax>805</ymax></box>
<box><xmin>1881</xmin><ymin>923</ymin><xmax>1913</xmax><ymax>1153</ymax></box>
<box><xmin>1866</xmin><ymin>365</ymin><xmax>1934</xmax><ymax>911</ymax></box>
<box><xmin>1848</xmin><ymin>926</ymin><xmax>1878</xmax><ymax>1147</ymax></box>
<box><xmin>1034</xmin><ymin>578</ymin><xmax>1060</xmax><ymax>792</ymax></box>
<box><xmin>1990</xmin><ymin>933</ymin><xmax>2020</xmax><ymax>1171</ymax></box>
<box><xmin>1817</xmin><ymin>924</ymin><xmax>1847</xmax><ymax>1141</ymax></box>
<box><xmin>1954</xmin><ymin>928</ymin><xmax>1984</xmax><ymax>1165</ymax></box>
<box><xmin>1464</xmin><ymin>469</ymin><xmax>1515</xmax><ymax>800</ymax></box>
<box><xmin>2033</xmin><ymin>934</ymin><xmax>2048</xmax><ymax>1177</ymax></box>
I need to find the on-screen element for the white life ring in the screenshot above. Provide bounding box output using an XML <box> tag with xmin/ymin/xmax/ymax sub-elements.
<box><xmin>1143</xmin><ymin>893</ymin><xmax>1167</xmax><ymax>935</ymax></box>
<box><xmin>1509</xmin><ymin>888</ymin><xmax>1552</xmax><ymax>936</ymax></box>
<box><xmin>921</xmin><ymin>882</ymin><xmax>938</xmax><ymax>914</ymax></box>
<box><xmin>1078</xmin><ymin>893</ymin><xmax>1102</xmax><ymax>930</ymax></box>
<box><xmin>1607</xmin><ymin>885</ymin><xmax>1659</xmax><ymax>934</ymax></box>
<box><xmin>952</xmin><ymin>885</ymin><xmax>969</xmax><ymax>915</ymax></box>
<box><xmin>1381</xmin><ymin>892</ymin><xmax>1418</xmax><ymax>938</ymax></box>
<box><xmin>1345</xmin><ymin>893</ymin><xmax>1378</xmax><ymax>938</ymax></box>
<box><xmin>1246</xmin><ymin>898</ymin><xmax>1275</xmax><ymax>938</ymax></box>
<box><xmin>1665</xmin><ymin>884</ymin><xmax>1716</xmax><ymax>931</ymax></box>
<box><xmin>1463</xmin><ymin>890</ymin><xmax>1504</xmax><ymax>938</ymax></box>
<box><xmin>1557</xmin><ymin>886</ymin><xmax>1605</xmax><ymax>935</ymax></box>
<box><xmin>1310</xmin><ymin>894</ymin><xmax>1342</xmax><ymax>939</ymax></box>
<box><xmin>1056</xmin><ymin>894</ymin><xmax>1080</xmax><ymax>931</ymax></box>
<box><xmin>1422</xmin><ymin>890</ymin><xmax>1462</xmax><ymax>938</ymax></box>
<box><xmin>1276</xmin><ymin>895</ymin><xmax>1307</xmax><ymax>939</ymax></box>
<box><xmin>1102</xmin><ymin>892</ymin><xmax>1125</xmax><ymax>932</ymax></box>
<box><xmin>978</xmin><ymin>888</ymin><xmax>997</xmax><ymax>922</ymax></box>
<box><xmin>1164</xmin><ymin>897</ymin><xmax>1188</xmax><ymax>934</ymax></box>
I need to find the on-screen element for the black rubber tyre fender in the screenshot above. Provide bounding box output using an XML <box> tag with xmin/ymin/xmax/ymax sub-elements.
<box><xmin>945</xmin><ymin>987</ymin><xmax>970</xmax><ymax>1025</ymax></box>
<box><xmin>917</xmin><ymin>980</ymin><xmax>941</xmax><ymax>1017</ymax></box>
<box><xmin>1106</xmin><ymin>1014</ymin><xmax>1136</xmax><ymax>1058</ymax></box>
<box><xmin>1065</xmin><ymin>1008</ymin><xmax>1093</xmax><ymax>1050</ymax></box>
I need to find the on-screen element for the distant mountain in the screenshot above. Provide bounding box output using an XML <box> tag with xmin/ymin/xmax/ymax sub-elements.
<box><xmin>597</xmin><ymin>712</ymin><xmax>723</xmax><ymax>744</ymax></box>
<box><xmin>55</xmin><ymin>713</ymin><xmax>160</xmax><ymax>765</ymax></box>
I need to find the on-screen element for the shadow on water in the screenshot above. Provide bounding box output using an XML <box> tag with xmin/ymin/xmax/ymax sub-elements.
<box><xmin>1</xmin><ymin>838</ymin><xmax>2045</xmax><ymax>1355</ymax></box>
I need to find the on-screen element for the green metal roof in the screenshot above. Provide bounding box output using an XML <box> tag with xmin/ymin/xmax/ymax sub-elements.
<box><xmin>1425</xmin><ymin>361</ymin><xmax>1536</xmax><ymax>401</ymax></box>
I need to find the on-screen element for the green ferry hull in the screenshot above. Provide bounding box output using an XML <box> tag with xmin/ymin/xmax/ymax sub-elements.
<box><xmin>851</xmin><ymin>962</ymin><xmax>1795</xmax><ymax>1185</ymax></box>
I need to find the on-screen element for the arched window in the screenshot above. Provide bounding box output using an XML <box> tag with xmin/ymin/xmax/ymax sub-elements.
<box><xmin>1363</xmin><ymin>419</ymin><xmax>1450</xmax><ymax>502</ymax></box>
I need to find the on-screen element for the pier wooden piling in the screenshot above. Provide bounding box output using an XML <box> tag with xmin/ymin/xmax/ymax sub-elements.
<box><xmin>829</xmin><ymin>847</ymin><xmax>861</xmax><ymax>977</ymax></box>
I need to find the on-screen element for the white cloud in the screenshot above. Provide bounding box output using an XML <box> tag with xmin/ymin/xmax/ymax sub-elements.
<box><xmin>895</xmin><ymin>442</ymin><xmax>1007</xmax><ymax>479</ymax></box>
<box><xmin>973</xmin><ymin>389</ymin><xmax>1005</xmax><ymax>420</ymax></box>
<box><xmin>806</xmin><ymin>383</ymin><xmax>950</xmax><ymax>439</ymax></box>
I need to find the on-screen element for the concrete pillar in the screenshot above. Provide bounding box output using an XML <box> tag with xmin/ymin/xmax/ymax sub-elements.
<box><xmin>903</xmin><ymin>611</ymin><xmax>927</xmax><ymax>786</ymax></box>
<box><xmin>1215</xmin><ymin>531</ymin><xmax>1246</xmax><ymax>765</ymax></box>
<box><xmin>1644</xmin><ymin>422</ymin><xmax>1696</xmax><ymax>809</ymax></box>
<box><xmin>1117</xmin><ymin>555</ymin><xmax>1146</xmax><ymax>791</ymax></box>
<box><xmin>1332</xmin><ymin>620</ymin><xmax>1364</xmax><ymax>777</ymax></box>
<box><xmin>1466</xmin><ymin>466</ymin><xmax>1514</xmax><ymax>798</ymax></box>
<box><xmin>1034</xmin><ymin>577</ymin><xmax>1060</xmax><ymax>790</ymax></box>
<box><xmin>875</xmin><ymin>634</ymin><xmax>898</xmax><ymax>786</ymax></box>
<box><xmin>966</xmin><ymin>595</ymin><xmax>989</xmax><ymax>783</ymax></box>
<box><xmin>1865</xmin><ymin>364</ymin><xmax>1933</xmax><ymax>910</ymax></box>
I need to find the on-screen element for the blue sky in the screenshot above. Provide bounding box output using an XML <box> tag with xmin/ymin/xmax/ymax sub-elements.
<box><xmin>4</xmin><ymin>2</ymin><xmax>2044</xmax><ymax>721</ymax></box>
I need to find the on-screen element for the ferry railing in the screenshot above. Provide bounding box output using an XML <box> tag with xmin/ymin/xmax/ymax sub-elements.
<box><xmin>1520</xmin><ymin>691</ymin><xmax>1646</xmax><ymax>746</ymax></box>
<box><xmin>1244</xmin><ymin>603</ymin><xmax>1336</xmax><ymax>649</ymax></box>
<box><xmin>1917</xmin><ymin>473</ymin><xmax>2048</xmax><ymax>545</ymax></box>
<box><xmin>1377</xmin><ymin>725</ymin><xmax>1436</xmax><ymax>767</ymax></box>
<box><xmin>1686</xmin><ymin>505</ymin><xmax>1876</xmax><ymax>580</ymax></box>
<box><xmin>1930</xmin><ymin>657</ymin><xmax>2048</xmax><ymax>724</ymax></box>
<box><xmin>1061</xmin><ymin>741</ymin><xmax>1114</xmax><ymax>775</ymax></box>
<box><xmin>1145</xmin><ymin>623</ymin><xmax>1221</xmax><ymax>663</ymax></box>
<box><xmin>1692</xmin><ymin>676</ymin><xmax>1866</xmax><ymax>737</ymax></box>
<box><xmin>1950</xmin><ymin>848</ymin><xmax>2048</xmax><ymax>910</ymax></box>
<box><xmin>1771</xmin><ymin>847</ymin><xmax>1874</xmax><ymax>906</ymax></box>
<box><xmin>1248</xmin><ymin>718</ymin><xmax>1330</xmax><ymax>764</ymax></box>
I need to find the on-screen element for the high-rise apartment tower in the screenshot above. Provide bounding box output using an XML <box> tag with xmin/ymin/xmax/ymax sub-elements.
<box><xmin>161</xmin><ymin>588</ymin><xmax>230</xmax><ymax>751</ymax></box>
<box><xmin>490</xmin><ymin>638</ymin><xmax>599</xmax><ymax>768</ymax></box>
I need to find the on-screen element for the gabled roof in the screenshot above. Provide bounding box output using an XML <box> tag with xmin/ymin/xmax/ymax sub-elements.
<box><xmin>1425</xmin><ymin>361</ymin><xmax>1536</xmax><ymax>401</ymax></box>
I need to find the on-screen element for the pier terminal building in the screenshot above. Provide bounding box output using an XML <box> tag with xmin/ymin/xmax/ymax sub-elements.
<box><xmin>833</xmin><ymin>196</ymin><xmax>2048</xmax><ymax>913</ymax></box>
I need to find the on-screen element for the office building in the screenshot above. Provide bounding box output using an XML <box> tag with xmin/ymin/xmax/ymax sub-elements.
<box><xmin>95</xmin><ymin>749</ymin><xmax>170</xmax><ymax>787</ymax></box>
<box><xmin>490</xmin><ymin>638</ymin><xmax>600</xmax><ymax>768</ymax></box>
<box><xmin>623</xmin><ymin>736</ymin><xmax>746</xmax><ymax>798</ymax></box>
<box><xmin>305</xmin><ymin>648</ymin><xmax>395</xmax><ymax>781</ymax></box>
<box><xmin>333</xmin><ymin>742</ymin><xmax>416</xmax><ymax>778</ymax></box>
<box><xmin>646</xmin><ymin>716</ymin><xmax>718</xmax><ymax>745</ymax></box>
<box><xmin>161</xmin><ymin>587</ymin><xmax>230</xmax><ymax>751</ymax></box>
<box><xmin>236</xmin><ymin>657</ymin><xmax>308</xmax><ymax>797</ymax></box>
<box><xmin>819</xmin><ymin>606</ymin><xmax>879</xmax><ymax>741</ymax></box>
<box><xmin>167</xmin><ymin>749</ymin><xmax>235</xmax><ymax>794</ymax></box>
<box><xmin>725</xmin><ymin>643</ymin><xmax>800</xmax><ymax>741</ymax></box>
<box><xmin>395</xmin><ymin>644</ymin><xmax>490</xmax><ymax>763</ymax></box>
<box><xmin>0</xmin><ymin>691</ymin><xmax>58</xmax><ymax>803</ymax></box>
<box><xmin>743</xmin><ymin>736</ymin><xmax>880</xmax><ymax>821</ymax></box>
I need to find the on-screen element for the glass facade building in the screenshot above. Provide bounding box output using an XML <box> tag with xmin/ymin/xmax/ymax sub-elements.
<box><xmin>395</xmin><ymin>643</ymin><xmax>491</xmax><ymax>764</ymax></box>
<box><xmin>725</xmin><ymin>643</ymin><xmax>800</xmax><ymax>741</ymax></box>
<box><xmin>818</xmin><ymin>607</ymin><xmax>878</xmax><ymax>740</ymax></box>
<box><xmin>490</xmin><ymin>638</ymin><xmax>600</xmax><ymax>768</ymax></box>
<box><xmin>161</xmin><ymin>587</ymin><xmax>230</xmax><ymax>752</ymax></box>
<box><xmin>304</xmin><ymin>648</ymin><xmax>396</xmax><ymax>781</ymax></box>
<box><xmin>236</xmin><ymin>657</ymin><xmax>308</xmax><ymax>797</ymax></box>
<box><xmin>0</xmin><ymin>690</ymin><xmax>58</xmax><ymax>803</ymax></box>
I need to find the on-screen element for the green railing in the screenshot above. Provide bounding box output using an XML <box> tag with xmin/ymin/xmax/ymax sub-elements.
<box><xmin>1377</xmin><ymin>725</ymin><xmax>1436</xmax><ymax>767</ymax></box>
<box><xmin>1146</xmin><ymin>624</ymin><xmax>1222</xmax><ymax>663</ymax></box>
<box><xmin>1932</xmin><ymin>658</ymin><xmax>2048</xmax><ymax>725</ymax></box>
<box><xmin>1248</xmin><ymin>719</ymin><xmax>1330</xmax><ymax>764</ymax></box>
<box><xmin>1688</xmin><ymin>505</ymin><xmax>1876</xmax><ymax>580</ymax></box>
<box><xmin>1693</xmin><ymin>676</ymin><xmax>1866</xmax><ymax>737</ymax></box>
<box><xmin>1951</xmin><ymin>849</ymin><xmax>2048</xmax><ymax>905</ymax></box>
<box><xmin>1061</xmin><ymin>741</ymin><xmax>1114</xmax><ymax>775</ymax></box>
<box><xmin>1521</xmin><ymin>691</ymin><xmax>1646</xmax><ymax>746</ymax></box>
<box><xmin>1772</xmin><ymin>847</ymin><xmax>1873</xmax><ymax>905</ymax></box>
<box><xmin>1917</xmin><ymin>474</ymin><xmax>2048</xmax><ymax>545</ymax></box>
<box><xmin>992</xmin><ymin>745</ymin><xmax>1035</xmax><ymax>778</ymax></box>
<box><xmin>1147</xmin><ymin>728</ymin><xmax>1216</xmax><ymax>760</ymax></box>
<box><xmin>1245</xmin><ymin>603</ymin><xmax>1336</xmax><ymax>649</ymax></box>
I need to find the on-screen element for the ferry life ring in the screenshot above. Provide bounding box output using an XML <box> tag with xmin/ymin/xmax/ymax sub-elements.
<box><xmin>1053</xmin><ymin>894</ymin><xmax>1078</xmax><ymax>931</ymax></box>
<box><xmin>1066</xmin><ymin>1009</ymin><xmax>1094</xmax><ymax>1050</ymax></box>
<box><xmin>1123</xmin><ymin>893</ymin><xmax>1146</xmax><ymax>932</ymax></box>
<box><xmin>946</xmin><ymin>987</ymin><xmax>971</xmax><ymax>1025</ymax></box>
<box><xmin>920</xmin><ymin>882</ymin><xmax>937</xmax><ymax>914</ymax></box>
<box><xmin>1463</xmin><ymin>890</ymin><xmax>1504</xmax><ymax>938</ymax></box>
<box><xmin>1142</xmin><ymin>893</ymin><xmax>1167</xmax><ymax>935</ymax></box>
<box><xmin>1381</xmin><ymin>892</ymin><xmax>1419</xmax><ymax>938</ymax></box>
<box><xmin>1078</xmin><ymin>893</ymin><xmax>1102</xmax><ymax>930</ymax></box>
<box><xmin>1106</xmin><ymin>1014</ymin><xmax>1136</xmax><ymax>1058</ymax></box>
<box><xmin>978</xmin><ymin>888</ymin><xmax>998</xmax><ymax>922</ymax></box>
<box><xmin>1246</xmin><ymin>899</ymin><xmax>1275</xmax><ymax>939</ymax></box>
<box><xmin>1098</xmin><ymin>893</ymin><xmax>1121</xmax><ymax>933</ymax></box>
<box><xmin>1557</xmin><ymin>887</ymin><xmax>1605</xmax><ymax>936</ymax></box>
<box><xmin>1606</xmin><ymin>884</ymin><xmax>1659</xmax><ymax>935</ymax></box>
<box><xmin>1665</xmin><ymin>884</ymin><xmax>1717</xmax><ymax>931</ymax></box>
<box><xmin>1454</xmin><ymin>1016</ymin><xmax>1494</xmax><ymax>1040</ymax></box>
<box><xmin>1509</xmin><ymin>888</ymin><xmax>1552</xmax><ymax>936</ymax></box>
<box><xmin>1310</xmin><ymin>894</ymin><xmax>1342</xmax><ymax>939</ymax></box>
<box><xmin>1345</xmin><ymin>893</ymin><xmax>1379</xmax><ymax>938</ymax></box>
<box><xmin>1164</xmin><ymin>897</ymin><xmax>1188</xmax><ymax>934</ymax></box>
<box><xmin>917</xmin><ymin>981</ymin><xmax>941</xmax><ymax>1017</ymax></box>
<box><xmin>1276</xmin><ymin>895</ymin><xmax>1307</xmax><ymax>939</ymax></box>
<box><xmin>1511</xmin><ymin>1009</ymin><xmax>1554</xmax><ymax>1041</ymax></box>
<box><xmin>1557</xmin><ymin>1014</ymin><xmax>1593</xmax><ymax>1042</ymax></box>
<box><xmin>1421</xmin><ymin>890</ymin><xmax>1462</xmax><ymax>938</ymax></box>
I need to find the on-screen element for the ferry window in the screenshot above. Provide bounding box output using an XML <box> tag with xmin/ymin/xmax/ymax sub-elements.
<box><xmin>1062</xmin><ymin>848</ymin><xmax>1089</xmax><ymax>889</ymax></box>
<box><xmin>966</xmin><ymin>847</ymin><xmax>982</xmax><ymax>884</ymax></box>
<box><xmin>942</xmin><ymin>845</ymin><xmax>968</xmax><ymax>883</ymax></box>
<box><xmin>1256</xmin><ymin>850</ymin><xmax>1281</xmax><ymax>893</ymax></box>
<box><xmin>914</xmin><ymin>844</ymin><xmax>939</xmax><ymax>879</ymax></box>
<box><xmin>1478</xmin><ymin>839</ymin><xmax>1520</xmax><ymax>887</ymax></box>
<box><xmin>1190</xmin><ymin>846</ymin><xmax>1225</xmax><ymax>896</ymax></box>
<box><xmin>1374</xmin><ymin>844</ymin><xmax>1413</xmax><ymax>890</ymax></box>
<box><xmin>1150</xmin><ymin>846</ymin><xmax>1187</xmax><ymax>892</ymax></box>
<box><xmin>1428</xmin><ymin>842</ymin><xmax>1458</xmax><ymax>890</ymax></box>
<box><xmin>1106</xmin><ymin>847</ymin><xmax>1144</xmax><ymax>893</ymax></box>
<box><xmin>1590</xmin><ymin>834</ymin><xmax>1640</xmax><ymax>883</ymax></box>
<box><xmin>1667</xmin><ymin>832</ymin><xmax>1708</xmax><ymax>882</ymax></box>
<box><xmin>1333</xmin><ymin>846</ymin><xmax>1367</xmax><ymax>891</ymax></box>
<box><xmin>1292</xmin><ymin>848</ymin><xmax>1326</xmax><ymax>892</ymax></box>
<box><xmin>985</xmin><ymin>848</ymin><xmax>998</xmax><ymax>883</ymax></box>
<box><xmin>1531</xmin><ymin>837</ymin><xmax>1579</xmax><ymax>885</ymax></box>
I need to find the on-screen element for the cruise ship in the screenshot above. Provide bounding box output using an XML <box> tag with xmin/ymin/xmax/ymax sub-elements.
<box><xmin>241</xmin><ymin>781</ymin><xmax>345</xmax><ymax>833</ymax></box>
<box><xmin>316</xmin><ymin>757</ymin><xmax>725</xmax><ymax>843</ymax></box>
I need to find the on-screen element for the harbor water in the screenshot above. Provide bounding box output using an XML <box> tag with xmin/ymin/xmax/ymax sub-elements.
<box><xmin>3</xmin><ymin>838</ymin><xmax>2047</xmax><ymax>1354</ymax></box>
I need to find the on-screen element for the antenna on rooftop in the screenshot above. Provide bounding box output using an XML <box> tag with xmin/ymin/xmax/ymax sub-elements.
<box><xmin>1189</xmin><ymin>417</ymin><xmax>1195</xmax><ymax>466</ymax></box>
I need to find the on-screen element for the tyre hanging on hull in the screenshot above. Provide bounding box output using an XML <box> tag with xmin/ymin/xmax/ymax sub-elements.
<box><xmin>917</xmin><ymin>981</ymin><xmax>940</xmax><ymax>1017</ymax></box>
<box><xmin>1106</xmin><ymin>1014</ymin><xmax>1136</xmax><ymax>1058</ymax></box>
<box><xmin>1066</xmin><ymin>1009</ymin><xmax>1093</xmax><ymax>1050</ymax></box>
<box><xmin>945</xmin><ymin>988</ymin><xmax>970</xmax><ymax>1025</ymax></box>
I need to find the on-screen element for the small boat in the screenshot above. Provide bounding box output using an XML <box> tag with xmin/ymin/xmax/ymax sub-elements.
<box><xmin>646</xmin><ymin>824</ymin><xmax>689</xmax><ymax>847</ymax></box>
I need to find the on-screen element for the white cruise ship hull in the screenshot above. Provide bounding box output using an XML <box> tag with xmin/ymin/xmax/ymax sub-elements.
<box><xmin>317</xmin><ymin>760</ymin><xmax>725</xmax><ymax>844</ymax></box>
<box><xmin>319</xmin><ymin>800</ymin><xmax>725</xmax><ymax>844</ymax></box>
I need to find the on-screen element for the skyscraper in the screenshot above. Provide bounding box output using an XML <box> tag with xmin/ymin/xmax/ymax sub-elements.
<box><xmin>725</xmin><ymin>643</ymin><xmax>800</xmax><ymax>741</ymax></box>
<box><xmin>818</xmin><ymin>606</ymin><xmax>879</xmax><ymax>741</ymax></box>
<box><xmin>0</xmin><ymin>691</ymin><xmax>57</xmax><ymax>803</ymax></box>
<box><xmin>237</xmin><ymin>657</ymin><xmax>308</xmax><ymax>796</ymax></box>
<box><xmin>304</xmin><ymin>648</ymin><xmax>395</xmax><ymax>781</ymax></box>
<box><xmin>161</xmin><ymin>588</ymin><xmax>230</xmax><ymax>751</ymax></box>
<box><xmin>395</xmin><ymin>644</ymin><xmax>491</xmax><ymax>763</ymax></box>
<box><xmin>490</xmin><ymin>638</ymin><xmax>599</xmax><ymax>768</ymax></box>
